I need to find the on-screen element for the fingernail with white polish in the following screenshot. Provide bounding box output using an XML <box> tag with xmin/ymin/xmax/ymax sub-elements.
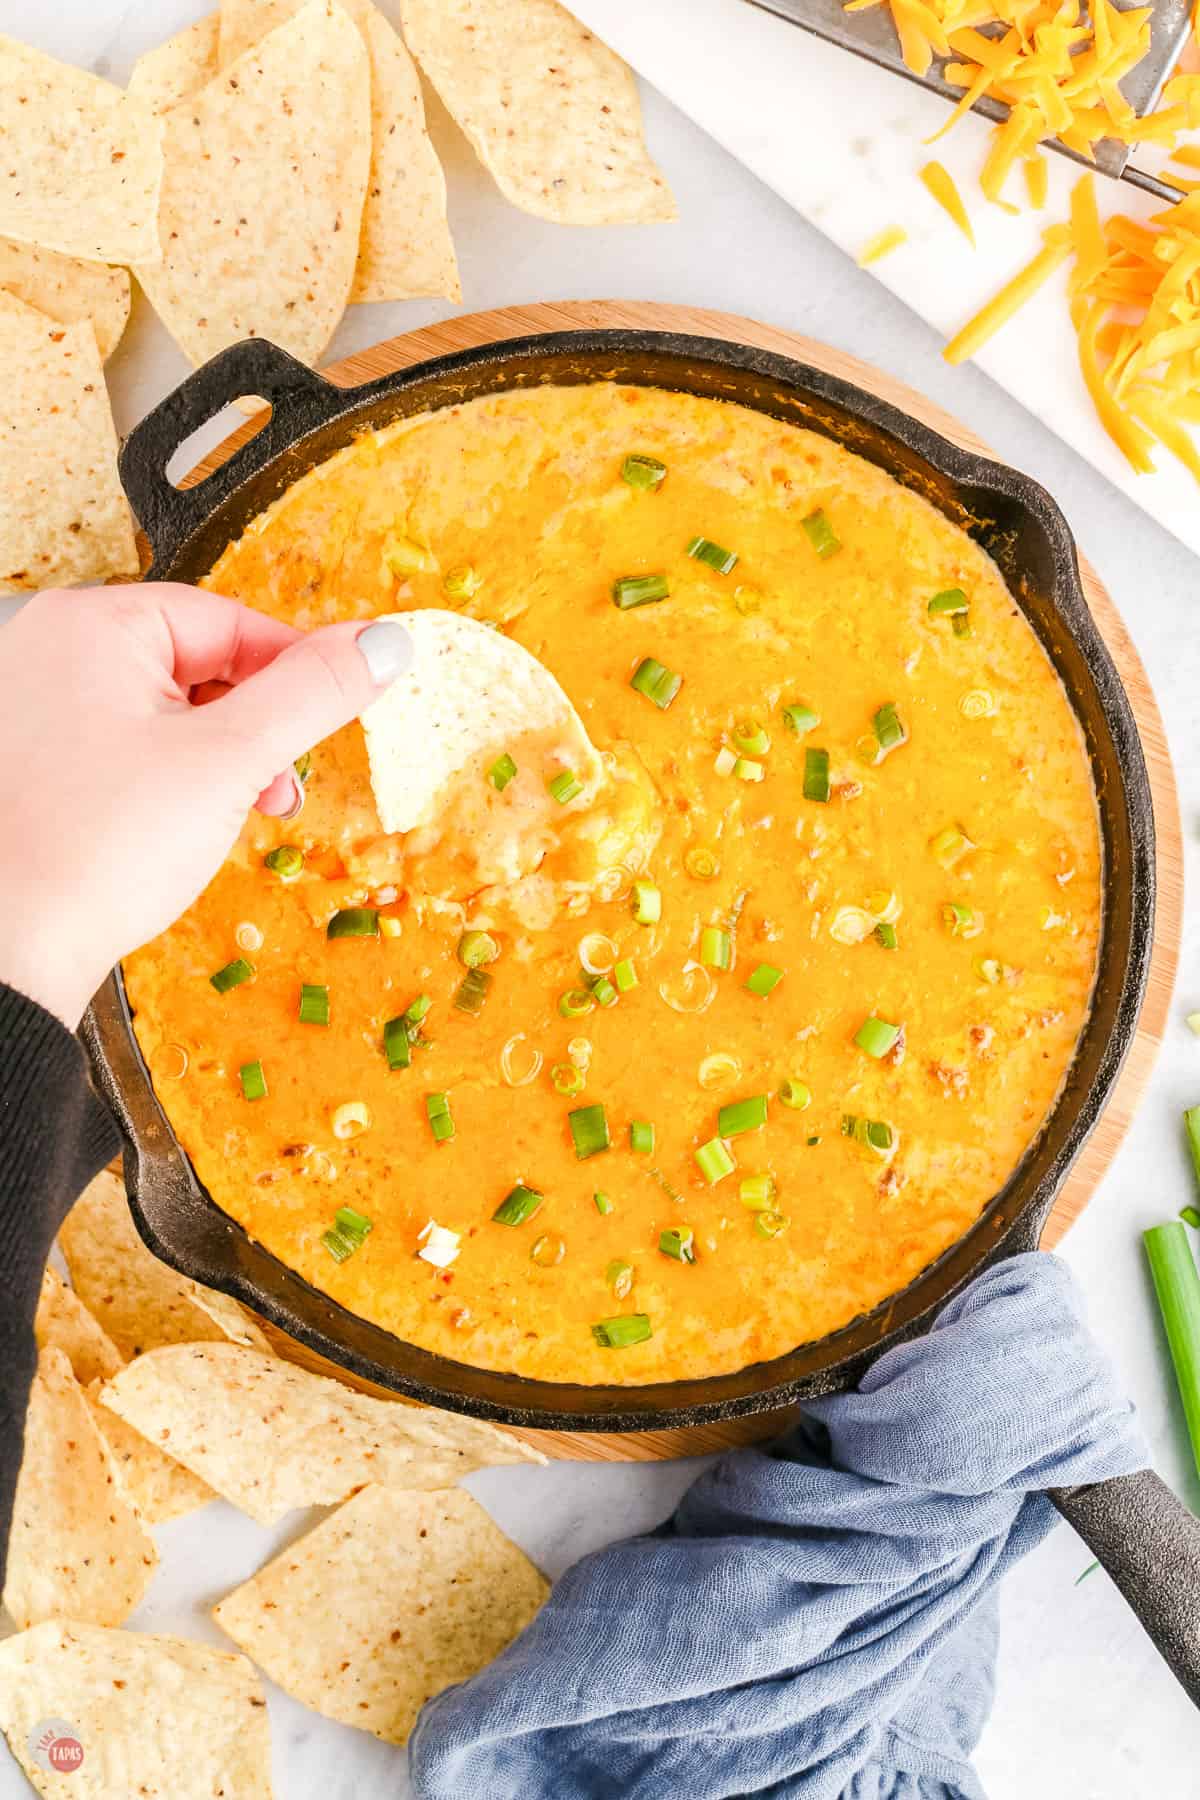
<box><xmin>357</xmin><ymin>620</ymin><xmax>414</xmax><ymax>687</ymax></box>
<box><xmin>280</xmin><ymin>770</ymin><xmax>306</xmax><ymax>820</ymax></box>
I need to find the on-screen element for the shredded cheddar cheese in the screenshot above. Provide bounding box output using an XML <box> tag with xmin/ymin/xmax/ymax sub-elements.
<box><xmin>920</xmin><ymin>160</ymin><xmax>976</xmax><ymax>242</ymax></box>
<box><xmin>858</xmin><ymin>224</ymin><xmax>909</xmax><ymax>264</ymax></box>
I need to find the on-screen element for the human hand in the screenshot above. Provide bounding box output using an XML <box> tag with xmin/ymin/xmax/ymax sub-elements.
<box><xmin>0</xmin><ymin>584</ymin><xmax>412</xmax><ymax>1028</ymax></box>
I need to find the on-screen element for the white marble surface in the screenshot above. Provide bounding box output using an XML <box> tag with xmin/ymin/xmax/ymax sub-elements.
<box><xmin>2</xmin><ymin>5</ymin><xmax>1200</xmax><ymax>1796</ymax></box>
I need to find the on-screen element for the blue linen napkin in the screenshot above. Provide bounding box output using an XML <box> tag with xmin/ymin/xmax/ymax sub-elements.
<box><xmin>410</xmin><ymin>1253</ymin><xmax>1149</xmax><ymax>1799</ymax></box>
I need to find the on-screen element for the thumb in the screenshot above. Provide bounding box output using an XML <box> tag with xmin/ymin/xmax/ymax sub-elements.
<box><xmin>196</xmin><ymin>617</ymin><xmax>413</xmax><ymax>778</ymax></box>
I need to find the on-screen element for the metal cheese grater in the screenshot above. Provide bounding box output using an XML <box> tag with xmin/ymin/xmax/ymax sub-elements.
<box><xmin>746</xmin><ymin>0</ymin><xmax>1193</xmax><ymax>200</ymax></box>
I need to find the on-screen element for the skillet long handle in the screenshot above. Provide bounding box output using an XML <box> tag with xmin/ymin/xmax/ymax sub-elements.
<box><xmin>1051</xmin><ymin>1469</ymin><xmax>1200</xmax><ymax>1706</ymax></box>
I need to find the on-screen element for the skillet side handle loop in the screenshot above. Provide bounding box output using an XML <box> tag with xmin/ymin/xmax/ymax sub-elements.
<box><xmin>1051</xmin><ymin>1469</ymin><xmax>1200</xmax><ymax>1707</ymax></box>
<box><xmin>118</xmin><ymin>339</ymin><xmax>340</xmax><ymax>571</ymax></box>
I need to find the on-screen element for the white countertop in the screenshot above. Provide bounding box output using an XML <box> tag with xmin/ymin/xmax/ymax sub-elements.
<box><xmin>3</xmin><ymin>4</ymin><xmax>1200</xmax><ymax>1796</ymax></box>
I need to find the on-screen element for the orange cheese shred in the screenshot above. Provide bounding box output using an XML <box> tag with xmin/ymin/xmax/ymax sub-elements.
<box><xmin>942</xmin><ymin>229</ymin><xmax>1071</xmax><ymax>365</ymax></box>
<box><xmin>857</xmin><ymin>225</ymin><xmax>909</xmax><ymax>265</ymax></box>
<box><xmin>919</xmin><ymin>160</ymin><xmax>975</xmax><ymax>244</ymax></box>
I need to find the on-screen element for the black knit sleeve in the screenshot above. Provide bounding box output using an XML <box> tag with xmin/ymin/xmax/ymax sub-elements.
<box><xmin>0</xmin><ymin>984</ymin><xmax>121</xmax><ymax>1587</ymax></box>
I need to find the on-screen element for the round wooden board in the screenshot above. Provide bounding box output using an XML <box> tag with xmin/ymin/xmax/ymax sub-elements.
<box><xmin>189</xmin><ymin>300</ymin><xmax>1181</xmax><ymax>1464</ymax></box>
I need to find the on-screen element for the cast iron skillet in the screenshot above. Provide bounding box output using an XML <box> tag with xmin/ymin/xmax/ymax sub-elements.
<box><xmin>85</xmin><ymin>332</ymin><xmax>1200</xmax><ymax>1701</ymax></box>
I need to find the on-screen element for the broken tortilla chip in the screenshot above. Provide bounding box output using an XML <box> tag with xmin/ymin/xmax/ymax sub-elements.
<box><xmin>34</xmin><ymin>1267</ymin><xmax>124</xmax><ymax>1385</ymax></box>
<box><xmin>136</xmin><ymin>0</ymin><xmax>370</xmax><ymax>370</ymax></box>
<box><xmin>0</xmin><ymin>239</ymin><xmax>129</xmax><ymax>360</ymax></box>
<box><xmin>218</xmin><ymin>0</ymin><xmax>459</xmax><ymax>302</ymax></box>
<box><xmin>2</xmin><ymin>1347</ymin><xmax>158</xmax><ymax>1630</ymax></box>
<box><xmin>213</xmin><ymin>1483</ymin><xmax>549</xmax><ymax>1742</ymax></box>
<box><xmin>399</xmin><ymin>0</ymin><xmax>676</xmax><ymax>225</ymax></box>
<box><xmin>0</xmin><ymin>1620</ymin><xmax>272</xmax><ymax>1800</ymax></box>
<box><xmin>98</xmin><ymin>1342</ymin><xmax>545</xmax><ymax>1525</ymax></box>
<box><xmin>85</xmin><ymin>1383</ymin><xmax>215</xmax><ymax>1526</ymax></box>
<box><xmin>0</xmin><ymin>293</ymin><xmax>138</xmax><ymax>593</ymax></box>
<box><xmin>58</xmin><ymin>1169</ymin><xmax>271</xmax><ymax>1359</ymax></box>
<box><xmin>0</xmin><ymin>34</ymin><xmax>162</xmax><ymax>262</ymax></box>
<box><xmin>361</xmin><ymin>609</ymin><xmax>600</xmax><ymax>833</ymax></box>
<box><xmin>126</xmin><ymin>12</ymin><xmax>219</xmax><ymax>114</ymax></box>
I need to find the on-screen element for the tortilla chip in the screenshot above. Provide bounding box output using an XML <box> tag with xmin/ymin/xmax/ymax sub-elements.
<box><xmin>0</xmin><ymin>1620</ymin><xmax>271</xmax><ymax>1799</ymax></box>
<box><xmin>2</xmin><ymin>1348</ymin><xmax>158</xmax><ymax>1630</ymax></box>
<box><xmin>0</xmin><ymin>35</ymin><xmax>162</xmax><ymax>262</ymax></box>
<box><xmin>98</xmin><ymin>1342</ymin><xmax>545</xmax><ymax>1525</ymax></box>
<box><xmin>0</xmin><ymin>293</ymin><xmax>138</xmax><ymax>594</ymax></box>
<box><xmin>0</xmin><ymin>239</ymin><xmax>129</xmax><ymax>360</ymax></box>
<box><xmin>361</xmin><ymin>609</ymin><xmax>600</xmax><ymax>833</ymax></box>
<box><xmin>126</xmin><ymin>12</ymin><xmax>219</xmax><ymax>113</ymax></box>
<box><xmin>85</xmin><ymin>1383</ymin><xmax>215</xmax><ymax>1526</ymax></box>
<box><xmin>213</xmin><ymin>1483</ymin><xmax>548</xmax><ymax>1742</ymax></box>
<box><xmin>136</xmin><ymin>0</ymin><xmax>370</xmax><ymax>370</ymax></box>
<box><xmin>398</xmin><ymin>0</ymin><xmax>675</xmax><ymax>225</ymax></box>
<box><xmin>219</xmin><ymin>0</ymin><xmax>459</xmax><ymax>302</ymax></box>
<box><xmin>34</xmin><ymin>1268</ymin><xmax>124</xmax><ymax>1385</ymax></box>
<box><xmin>58</xmin><ymin>1170</ymin><xmax>271</xmax><ymax>1359</ymax></box>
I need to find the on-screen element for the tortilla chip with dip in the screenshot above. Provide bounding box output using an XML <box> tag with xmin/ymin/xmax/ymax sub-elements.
<box><xmin>0</xmin><ymin>293</ymin><xmax>139</xmax><ymax>594</ymax></box>
<box><xmin>361</xmin><ymin>608</ymin><xmax>602</xmax><ymax>834</ymax></box>
<box><xmin>0</xmin><ymin>240</ymin><xmax>129</xmax><ymax>361</ymax></box>
<box><xmin>213</xmin><ymin>1483</ymin><xmax>549</xmax><ymax>1742</ymax></box>
<box><xmin>2</xmin><ymin>1347</ymin><xmax>158</xmax><ymax>1630</ymax></box>
<box><xmin>136</xmin><ymin>0</ymin><xmax>370</xmax><ymax>370</ymax></box>
<box><xmin>33</xmin><ymin>1268</ymin><xmax>124</xmax><ymax>1385</ymax></box>
<box><xmin>399</xmin><ymin>0</ymin><xmax>676</xmax><ymax>225</ymax></box>
<box><xmin>125</xmin><ymin>12</ymin><xmax>219</xmax><ymax>114</ymax></box>
<box><xmin>98</xmin><ymin>1342</ymin><xmax>545</xmax><ymax>1525</ymax></box>
<box><xmin>0</xmin><ymin>1620</ymin><xmax>272</xmax><ymax>1800</ymax></box>
<box><xmin>216</xmin><ymin>0</ymin><xmax>459</xmax><ymax>303</ymax></box>
<box><xmin>85</xmin><ymin>1383</ymin><xmax>216</xmax><ymax>1526</ymax></box>
<box><xmin>58</xmin><ymin>1169</ymin><xmax>271</xmax><ymax>1359</ymax></box>
<box><xmin>0</xmin><ymin>34</ymin><xmax>162</xmax><ymax>263</ymax></box>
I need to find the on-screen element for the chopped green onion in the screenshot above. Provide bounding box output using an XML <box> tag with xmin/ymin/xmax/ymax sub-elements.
<box><xmin>569</xmin><ymin>1103</ymin><xmax>610</xmax><ymax>1160</ymax></box>
<box><xmin>732</xmin><ymin>756</ymin><xmax>765</xmax><ymax>782</ymax></box>
<box><xmin>1143</xmin><ymin>1220</ymin><xmax>1200</xmax><ymax>1482</ymax></box>
<box><xmin>718</xmin><ymin>1094</ymin><xmax>768</xmax><ymax>1137</ymax></box>
<box><xmin>613</xmin><ymin>958</ymin><xmax>638</xmax><ymax>993</ymax></box>
<box><xmin>842</xmin><ymin>1114</ymin><xmax>894</xmax><ymax>1152</ymax></box>
<box><xmin>589</xmin><ymin>975</ymin><xmax>618</xmax><ymax>1009</ymax></box>
<box><xmin>778</xmin><ymin>1079</ymin><xmax>812</xmax><ymax>1111</ymax></box>
<box><xmin>714</xmin><ymin>746</ymin><xmax>738</xmax><ymax>777</ymax></box>
<box><xmin>855</xmin><ymin>1015</ymin><xmax>901</xmax><ymax>1059</ymax></box>
<box><xmin>807</xmin><ymin>1134</ymin><xmax>821</xmax><ymax>1146</ymax></box>
<box><xmin>620</xmin><ymin>454</ymin><xmax>667</xmax><ymax>491</ymax></box>
<box><xmin>630</xmin><ymin>1120</ymin><xmax>655</xmax><ymax>1154</ymax></box>
<box><xmin>746</xmin><ymin>962</ymin><xmax>783</xmax><ymax>997</ymax></box>
<box><xmin>801</xmin><ymin>508</ymin><xmax>840</xmax><ymax>558</ymax></box>
<box><xmin>631</xmin><ymin>881</ymin><xmax>661</xmax><ymax>924</ymax></box>
<box><xmin>294</xmin><ymin>751</ymin><xmax>312</xmax><ymax>784</ymax></box>
<box><xmin>453</xmin><ymin>967</ymin><xmax>493</xmax><ymax>1015</ymax></box>
<box><xmin>298</xmin><ymin>983</ymin><xmax>329</xmax><ymax>1026</ymax></box>
<box><xmin>973</xmin><ymin>956</ymin><xmax>1004</xmax><ymax>985</ymax></box>
<box><xmin>443</xmin><ymin>562</ymin><xmax>483</xmax><ymax>601</ymax></box>
<box><xmin>383</xmin><ymin>1016</ymin><xmax>413</xmax><ymax>1070</ymax></box>
<box><xmin>684</xmin><ymin>846</ymin><xmax>719</xmax><ymax>880</ymax></box>
<box><xmin>803</xmin><ymin>748</ymin><xmax>831</xmax><ymax>804</ymax></box>
<box><xmin>942</xmin><ymin>901</ymin><xmax>976</xmax><ymax>936</ymax></box>
<box><xmin>263</xmin><ymin>845</ymin><xmax>303</xmax><ymax>880</ymax></box>
<box><xmin>210</xmin><ymin>957</ymin><xmax>254</xmax><ymax>994</ymax></box>
<box><xmin>322</xmin><ymin>1226</ymin><xmax>358</xmax><ymax>1263</ymax></box>
<box><xmin>695</xmin><ymin>1136</ymin><xmax>736</xmax><ymax>1184</ymax></box>
<box><xmin>755</xmin><ymin>1210</ymin><xmax>789</xmax><ymax>1240</ymax></box>
<box><xmin>383</xmin><ymin>535</ymin><xmax>435</xmax><ymax>574</ymax></box>
<box><xmin>700</xmin><ymin>926</ymin><xmax>733</xmax><ymax>970</ymax></box>
<box><xmin>732</xmin><ymin>719</ymin><xmax>770</xmax><ymax>755</ymax></box>
<box><xmin>558</xmin><ymin>986</ymin><xmax>596</xmax><ymax>1019</ymax></box>
<box><xmin>607</xmin><ymin>1258</ymin><xmax>634</xmax><ymax>1299</ymax></box>
<box><xmin>929</xmin><ymin>825</ymin><xmax>974</xmax><ymax>868</ymax></box>
<box><xmin>493</xmin><ymin>1183</ymin><xmax>544</xmax><ymax>1225</ymax></box>
<box><xmin>782</xmin><ymin>703</ymin><xmax>819</xmax><ymax>735</ymax></box>
<box><xmin>1185</xmin><ymin>1012</ymin><xmax>1200</xmax><ymax>1037</ymax></box>
<box><xmin>959</xmin><ymin>689</ymin><xmax>995</xmax><ymax>720</ymax></box>
<box><xmin>334</xmin><ymin>1206</ymin><xmax>372</xmax><ymax>1244</ymax></box>
<box><xmin>458</xmin><ymin>929</ymin><xmax>500</xmax><ymax>968</ymax></box>
<box><xmin>406</xmin><ymin>994</ymin><xmax>432</xmax><ymax>1025</ymax></box>
<box><xmin>928</xmin><ymin>587</ymin><xmax>969</xmax><ymax>616</ymax></box>
<box><xmin>630</xmin><ymin>656</ymin><xmax>682</xmax><ymax>709</ymax></box>
<box><xmin>686</xmin><ymin>535</ymin><xmax>738</xmax><ymax>574</ymax></box>
<box><xmin>1186</xmin><ymin>1106</ymin><xmax>1200</xmax><ymax>1193</ymax></box>
<box><xmin>548</xmin><ymin>769</ymin><xmax>583</xmax><ymax>805</ymax></box>
<box><xmin>327</xmin><ymin>908</ymin><xmax>379</xmax><ymax>940</ymax></box>
<box><xmin>659</xmin><ymin>1225</ymin><xmax>696</xmax><ymax>1262</ymax></box>
<box><xmin>239</xmin><ymin>1059</ymin><xmax>267</xmax><ymax>1101</ymax></box>
<box><xmin>594</xmin><ymin>1190</ymin><xmax>614</xmax><ymax>1216</ymax></box>
<box><xmin>488</xmin><ymin>752</ymin><xmax>518</xmax><ymax>792</ymax></box>
<box><xmin>873</xmin><ymin>702</ymin><xmax>906</xmax><ymax>753</ymax></box>
<box><xmin>875</xmin><ymin>922</ymin><xmax>898</xmax><ymax>950</ymax></box>
<box><xmin>612</xmin><ymin>573</ymin><xmax>670</xmax><ymax>610</ymax></box>
<box><xmin>1182</xmin><ymin>1206</ymin><xmax>1200</xmax><ymax>1230</ymax></box>
<box><xmin>551</xmin><ymin>1062</ymin><xmax>584</xmax><ymax>1097</ymax></box>
<box><xmin>952</xmin><ymin>612</ymin><xmax>972</xmax><ymax>638</ymax></box>
<box><xmin>592</xmin><ymin>1312</ymin><xmax>652</xmax><ymax>1348</ymax></box>
<box><xmin>739</xmin><ymin>1174</ymin><xmax>776</xmax><ymax>1210</ymax></box>
<box><xmin>425</xmin><ymin>1091</ymin><xmax>454</xmax><ymax>1144</ymax></box>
